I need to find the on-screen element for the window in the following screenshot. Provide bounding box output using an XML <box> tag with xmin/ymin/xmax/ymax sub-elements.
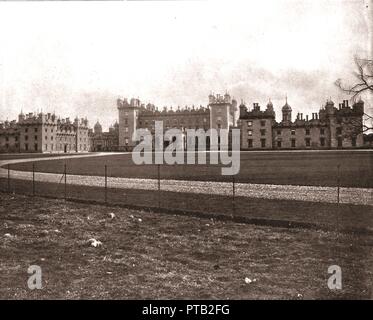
<box><xmin>45</xmin><ymin>144</ymin><xmax>48</xmax><ymax>150</ymax></box>
<box><xmin>305</xmin><ymin>138</ymin><xmax>311</xmax><ymax>147</ymax></box>
<box><xmin>25</xmin><ymin>135</ymin><xmax>28</xmax><ymax>141</ymax></box>
<box><xmin>5</xmin><ymin>137</ymin><xmax>9</xmax><ymax>142</ymax></box>
<box><xmin>248</xmin><ymin>130</ymin><xmax>253</xmax><ymax>136</ymax></box>
<box><xmin>45</xmin><ymin>136</ymin><xmax>48</xmax><ymax>140</ymax></box>
<box><xmin>277</xmin><ymin>130</ymin><xmax>281</xmax><ymax>135</ymax></box>
<box><xmin>247</xmin><ymin>121</ymin><xmax>252</xmax><ymax>126</ymax></box>
<box><xmin>248</xmin><ymin>139</ymin><xmax>253</xmax><ymax>148</ymax></box>
<box><xmin>35</xmin><ymin>136</ymin><xmax>37</xmax><ymax>140</ymax></box>
<box><xmin>291</xmin><ymin>129</ymin><xmax>295</xmax><ymax>135</ymax></box>
<box><xmin>25</xmin><ymin>143</ymin><xmax>28</xmax><ymax>151</ymax></box>
<box><xmin>320</xmin><ymin>137</ymin><xmax>325</xmax><ymax>146</ymax></box>
<box><xmin>5</xmin><ymin>143</ymin><xmax>9</xmax><ymax>149</ymax></box>
<box><xmin>51</xmin><ymin>136</ymin><xmax>53</xmax><ymax>141</ymax></box>
<box><xmin>125</xmin><ymin>138</ymin><xmax>129</xmax><ymax>145</ymax></box>
<box><xmin>260</xmin><ymin>129</ymin><xmax>266</xmax><ymax>136</ymax></box>
<box><xmin>125</xmin><ymin>127</ymin><xmax>129</xmax><ymax>133</ymax></box>
<box><xmin>51</xmin><ymin>144</ymin><xmax>54</xmax><ymax>151</ymax></box>
<box><xmin>277</xmin><ymin>141</ymin><xmax>282</xmax><ymax>148</ymax></box>
<box><xmin>260</xmin><ymin>120</ymin><xmax>266</xmax><ymax>127</ymax></box>
<box><xmin>305</xmin><ymin>128</ymin><xmax>310</xmax><ymax>135</ymax></box>
<box><xmin>291</xmin><ymin>139</ymin><xmax>296</xmax><ymax>147</ymax></box>
<box><xmin>337</xmin><ymin>137</ymin><xmax>342</xmax><ymax>147</ymax></box>
<box><xmin>352</xmin><ymin>137</ymin><xmax>357</xmax><ymax>147</ymax></box>
<box><xmin>15</xmin><ymin>136</ymin><xmax>18</xmax><ymax>142</ymax></box>
<box><xmin>25</xmin><ymin>128</ymin><xmax>28</xmax><ymax>133</ymax></box>
<box><xmin>336</xmin><ymin>127</ymin><xmax>342</xmax><ymax>135</ymax></box>
<box><xmin>45</xmin><ymin>129</ymin><xmax>48</xmax><ymax>133</ymax></box>
<box><xmin>320</xmin><ymin>128</ymin><xmax>325</xmax><ymax>135</ymax></box>
<box><xmin>261</xmin><ymin>139</ymin><xmax>266</xmax><ymax>148</ymax></box>
<box><xmin>34</xmin><ymin>143</ymin><xmax>38</xmax><ymax>151</ymax></box>
<box><xmin>34</xmin><ymin>128</ymin><xmax>37</xmax><ymax>132</ymax></box>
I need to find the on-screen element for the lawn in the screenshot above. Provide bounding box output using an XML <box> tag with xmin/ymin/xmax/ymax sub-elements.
<box><xmin>0</xmin><ymin>193</ymin><xmax>372</xmax><ymax>299</ymax></box>
<box><xmin>7</xmin><ymin>151</ymin><xmax>373</xmax><ymax>187</ymax></box>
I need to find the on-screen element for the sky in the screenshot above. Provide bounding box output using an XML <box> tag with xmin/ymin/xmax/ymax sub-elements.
<box><xmin>0</xmin><ymin>0</ymin><xmax>372</xmax><ymax>130</ymax></box>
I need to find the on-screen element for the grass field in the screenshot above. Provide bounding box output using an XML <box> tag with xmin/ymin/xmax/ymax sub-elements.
<box><xmin>0</xmin><ymin>193</ymin><xmax>372</xmax><ymax>299</ymax></box>
<box><xmin>7</xmin><ymin>151</ymin><xmax>373</xmax><ymax>187</ymax></box>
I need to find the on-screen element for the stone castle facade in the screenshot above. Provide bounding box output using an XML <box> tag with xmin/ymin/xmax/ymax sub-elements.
<box><xmin>0</xmin><ymin>112</ymin><xmax>90</xmax><ymax>153</ymax></box>
<box><xmin>88</xmin><ymin>121</ymin><xmax>119</xmax><ymax>152</ymax></box>
<box><xmin>0</xmin><ymin>93</ymin><xmax>366</xmax><ymax>153</ymax></box>
<box><xmin>239</xmin><ymin>98</ymin><xmax>365</xmax><ymax>149</ymax></box>
<box><xmin>117</xmin><ymin>93</ymin><xmax>365</xmax><ymax>150</ymax></box>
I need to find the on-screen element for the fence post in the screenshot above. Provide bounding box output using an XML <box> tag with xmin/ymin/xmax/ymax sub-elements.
<box><xmin>105</xmin><ymin>165</ymin><xmax>107</xmax><ymax>204</ymax></box>
<box><xmin>7</xmin><ymin>164</ymin><xmax>10</xmax><ymax>193</ymax></box>
<box><xmin>337</xmin><ymin>164</ymin><xmax>340</xmax><ymax>205</ymax></box>
<box><xmin>64</xmin><ymin>163</ymin><xmax>67</xmax><ymax>200</ymax></box>
<box><xmin>232</xmin><ymin>174</ymin><xmax>236</xmax><ymax>215</ymax></box>
<box><xmin>32</xmin><ymin>163</ymin><xmax>35</xmax><ymax>196</ymax></box>
<box><xmin>157</xmin><ymin>164</ymin><xmax>160</xmax><ymax>208</ymax></box>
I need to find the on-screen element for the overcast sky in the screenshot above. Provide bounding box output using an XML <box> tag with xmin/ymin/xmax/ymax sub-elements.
<box><xmin>0</xmin><ymin>0</ymin><xmax>371</xmax><ymax>130</ymax></box>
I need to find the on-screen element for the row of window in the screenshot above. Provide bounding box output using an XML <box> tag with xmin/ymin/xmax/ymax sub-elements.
<box><xmin>22</xmin><ymin>143</ymin><xmax>87</xmax><ymax>151</ymax></box>
<box><xmin>247</xmin><ymin>128</ymin><xmax>327</xmax><ymax>136</ymax></box>
<box><xmin>247</xmin><ymin>138</ymin><xmax>325</xmax><ymax>148</ymax></box>
<box><xmin>275</xmin><ymin>128</ymin><xmax>326</xmax><ymax>135</ymax></box>
<box><xmin>247</xmin><ymin>129</ymin><xmax>267</xmax><ymax>136</ymax></box>
<box><xmin>3</xmin><ymin>136</ymin><xmax>18</xmax><ymax>142</ymax></box>
<box><xmin>137</xmin><ymin>118</ymin><xmax>208</xmax><ymax>126</ymax></box>
<box><xmin>23</xmin><ymin>127</ymin><xmax>84</xmax><ymax>134</ymax></box>
<box><xmin>247</xmin><ymin>137</ymin><xmax>356</xmax><ymax>148</ymax></box>
<box><xmin>247</xmin><ymin>120</ymin><xmax>267</xmax><ymax>127</ymax></box>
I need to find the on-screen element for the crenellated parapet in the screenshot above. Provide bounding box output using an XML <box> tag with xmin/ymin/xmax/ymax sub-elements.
<box><xmin>239</xmin><ymin>102</ymin><xmax>276</xmax><ymax>120</ymax></box>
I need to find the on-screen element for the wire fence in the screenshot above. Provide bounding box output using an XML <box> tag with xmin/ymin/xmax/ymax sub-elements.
<box><xmin>1</xmin><ymin>159</ymin><xmax>371</xmax><ymax>215</ymax></box>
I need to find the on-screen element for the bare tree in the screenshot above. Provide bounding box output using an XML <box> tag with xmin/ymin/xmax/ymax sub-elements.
<box><xmin>335</xmin><ymin>56</ymin><xmax>373</xmax><ymax>133</ymax></box>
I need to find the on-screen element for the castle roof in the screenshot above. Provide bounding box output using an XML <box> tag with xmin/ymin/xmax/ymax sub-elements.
<box><xmin>282</xmin><ymin>97</ymin><xmax>292</xmax><ymax>112</ymax></box>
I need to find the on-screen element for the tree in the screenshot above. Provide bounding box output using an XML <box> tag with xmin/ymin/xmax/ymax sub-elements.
<box><xmin>335</xmin><ymin>56</ymin><xmax>373</xmax><ymax>133</ymax></box>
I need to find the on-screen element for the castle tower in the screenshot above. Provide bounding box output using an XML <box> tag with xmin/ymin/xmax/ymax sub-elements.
<box><xmin>208</xmin><ymin>93</ymin><xmax>234</xmax><ymax>149</ymax></box>
<box><xmin>324</xmin><ymin>99</ymin><xmax>338</xmax><ymax>148</ymax></box>
<box><xmin>94</xmin><ymin>121</ymin><xmax>102</xmax><ymax>134</ymax></box>
<box><xmin>209</xmin><ymin>93</ymin><xmax>232</xmax><ymax>130</ymax></box>
<box><xmin>117</xmin><ymin>97</ymin><xmax>140</xmax><ymax>151</ymax></box>
<box><xmin>282</xmin><ymin>97</ymin><xmax>292</xmax><ymax>122</ymax></box>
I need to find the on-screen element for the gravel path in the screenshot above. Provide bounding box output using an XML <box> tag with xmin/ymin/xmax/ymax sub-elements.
<box><xmin>0</xmin><ymin>153</ymin><xmax>372</xmax><ymax>206</ymax></box>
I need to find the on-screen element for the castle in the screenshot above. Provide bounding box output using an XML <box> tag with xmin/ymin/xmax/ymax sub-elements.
<box><xmin>0</xmin><ymin>112</ymin><xmax>90</xmax><ymax>153</ymax></box>
<box><xmin>117</xmin><ymin>93</ymin><xmax>365</xmax><ymax>150</ymax></box>
<box><xmin>0</xmin><ymin>93</ymin><xmax>366</xmax><ymax>153</ymax></box>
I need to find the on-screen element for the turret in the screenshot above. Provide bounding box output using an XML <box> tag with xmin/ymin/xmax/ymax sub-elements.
<box><xmin>18</xmin><ymin>111</ymin><xmax>25</xmax><ymax>122</ymax></box>
<box><xmin>94</xmin><ymin>121</ymin><xmax>102</xmax><ymax>134</ymax></box>
<box><xmin>282</xmin><ymin>97</ymin><xmax>292</xmax><ymax>122</ymax></box>
<box><xmin>353</xmin><ymin>97</ymin><xmax>364</xmax><ymax>115</ymax></box>
<box><xmin>266</xmin><ymin>99</ymin><xmax>274</xmax><ymax>114</ymax></box>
